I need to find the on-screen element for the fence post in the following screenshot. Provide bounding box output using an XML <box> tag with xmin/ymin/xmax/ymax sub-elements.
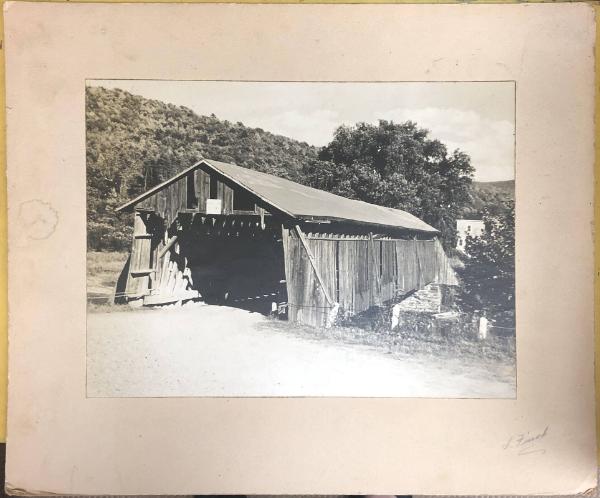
<box><xmin>478</xmin><ymin>315</ymin><xmax>489</xmax><ymax>340</ymax></box>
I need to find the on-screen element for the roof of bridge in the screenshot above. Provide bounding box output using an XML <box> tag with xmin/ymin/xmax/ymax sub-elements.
<box><xmin>117</xmin><ymin>158</ymin><xmax>439</xmax><ymax>234</ymax></box>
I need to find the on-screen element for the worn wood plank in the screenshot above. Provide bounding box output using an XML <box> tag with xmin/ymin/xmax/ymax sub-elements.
<box><xmin>166</xmin><ymin>261</ymin><xmax>177</xmax><ymax>294</ymax></box>
<box><xmin>143</xmin><ymin>289</ymin><xmax>199</xmax><ymax>306</ymax></box>
<box><xmin>337</xmin><ymin>240</ymin><xmax>354</xmax><ymax>313</ymax></box>
<box><xmin>218</xmin><ymin>179</ymin><xmax>225</xmax><ymax>203</ymax></box>
<box><xmin>308</xmin><ymin>238</ymin><xmax>337</xmax><ymax>327</ymax></box>
<box><xmin>222</xmin><ymin>184</ymin><xmax>233</xmax><ymax>214</ymax></box>
<box><xmin>159</xmin><ymin>250</ymin><xmax>171</xmax><ymax>290</ymax></box>
<box><xmin>308</xmin><ymin>239</ymin><xmax>336</xmax><ymax>305</ymax></box>
<box><xmin>135</xmin><ymin>238</ymin><xmax>152</xmax><ymax>296</ymax></box>
<box><xmin>196</xmin><ymin>169</ymin><xmax>210</xmax><ymax>211</ymax></box>
<box><xmin>281</xmin><ymin>227</ymin><xmax>295</xmax><ymax>322</ymax></box>
<box><xmin>130</xmin><ymin>269</ymin><xmax>157</xmax><ymax>276</ymax></box>
<box><xmin>395</xmin><ymin>240</ymin><xmax>417</xmax><ymax>293</ymax></box>
<box><xmin>368</xmin><ymin>233</ymin><xmax>382</xmax><ymax>306</ymax></box>
<box><xmin>195</xmin><ymin>169</ymin><xmax>204</xmax><ymax>210</ymax></box>
<box><xmin>125</xmin><ymin>213</ymin><xmax>153</xmax><ymax>298</ymax></box>
<box><xmin>295</xmin><ymin>225</ymin><xmax>334</xmax><ymax>306</ymax></box>
<box><xmin>158</xmin><ymin>236</ymin><xmax>178</xmax><ymax>259</ymax></box>
<box><xmin>434</xmin><ymin>238</ymin><xmax>459</xmax><ymax>285</ymax></box>
<box><xmin>355</xmin><ymin>240</ymin><xmax>370</xmax><ymax>313</ymax></box>
<box><xmin>381</xmin><ymin>240</ymin><xmax>396</xmax><ymax>302</ymax></box>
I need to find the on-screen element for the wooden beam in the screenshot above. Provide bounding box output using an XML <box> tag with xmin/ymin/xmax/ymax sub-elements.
<box><xmin>143</xmin><ymin>289</ymin><xmax>199</xmax><ymax>306</ymax></box>
<box><xmin>130</xmin><ymin>269</ymin><xmax>157</xmax><ymax>276</ymax></box>
<box><xmin>158</xmin><ymin>236</ymin><xmax>178</xmax><ymax>259</ymax></box>
<box><xmin>295</xmin><ymin>225</ymin><xmax>334</xmax><ymax>307</ymax></box>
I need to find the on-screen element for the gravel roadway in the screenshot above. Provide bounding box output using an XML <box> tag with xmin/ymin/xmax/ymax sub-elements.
<box><xmin>87</xmin><ymin>304</ymin><xmax>516</xmax><ymax>398</ymax></box>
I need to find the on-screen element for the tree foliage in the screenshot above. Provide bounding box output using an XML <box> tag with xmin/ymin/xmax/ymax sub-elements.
<box><xmin>458</xmin><ymin>201</ymin><xmax>515</xmax><ymax>325</ymax></box>
<box><xmin>302</xmin><ymin>121</ymin><xmax>475</xmax><ymax>247</ymax></box>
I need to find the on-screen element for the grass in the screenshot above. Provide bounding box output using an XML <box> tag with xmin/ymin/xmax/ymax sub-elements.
<box><xmin>87</xmin><ymin>251</ymin><xmax>129</xmax><ymax>312</ymax></box>
<box><xmin>260</xmin><ymin>311</ymin><xmax>516</xmax><ymax>368</ymax></box>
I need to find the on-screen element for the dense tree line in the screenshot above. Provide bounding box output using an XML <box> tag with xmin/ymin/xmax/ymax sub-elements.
<box><xmin>86</xmin><ymin>86</ymin><xmax>511</xmax><ymax>252</ymax></box>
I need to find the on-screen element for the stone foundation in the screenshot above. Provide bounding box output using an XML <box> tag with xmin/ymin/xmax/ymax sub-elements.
<box><xmin>395</xmin><ymin>283</ymin><xmax>442</xmax><ymax>313</ymax></box>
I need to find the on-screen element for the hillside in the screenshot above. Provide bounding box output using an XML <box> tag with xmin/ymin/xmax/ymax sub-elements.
<box><xmin>465</xmin><ymin>180</ymin><xmax>514</xmax><ymax>217</ymax></box>
<box><xmin>86</xmin><ymin>86</ymin><xmax>319</xmax><ymax>250</ymax></box>
<box><xmin>474</xmin><ymin>180</ymin><xmax>514</xmax><ymax>197</ymax></box>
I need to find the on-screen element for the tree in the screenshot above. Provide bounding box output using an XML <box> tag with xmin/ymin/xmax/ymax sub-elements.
<box><xmin>304</xmin><ymin>120</ymin><xmax>475</xmax><ymax>247</ymax></box>
<box><xmin>458</xmin><ymin>200</ymin><xmax>515</xmax><ymax>325</ymax></box>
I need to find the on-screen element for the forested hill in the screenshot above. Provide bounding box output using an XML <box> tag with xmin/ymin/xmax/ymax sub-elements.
<box><xmin>468</xmin><ymin>180</ymin><xmax>514</xmax><ymax>217</ymax></box>
<box><xmin>474</xmin><ymin>180</ymin><xmax>514</xmax><ymax>197</ymax></box>
<box><xmin>86</xmin><ymin>86</ymin><xmax>319</xmax><ymax>250</ymax></box>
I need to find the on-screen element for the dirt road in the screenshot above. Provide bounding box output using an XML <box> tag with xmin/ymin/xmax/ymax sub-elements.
<box><xmin>87</xmin><ymin>304</ymin><xmax>515</xmax><ymax>398</ymax></box>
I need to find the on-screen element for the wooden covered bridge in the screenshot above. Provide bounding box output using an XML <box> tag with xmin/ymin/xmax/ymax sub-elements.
<box><xmin>116</xmin><ymin>158</ymin><xmax>458</xmax><ymax>327</ymax></box>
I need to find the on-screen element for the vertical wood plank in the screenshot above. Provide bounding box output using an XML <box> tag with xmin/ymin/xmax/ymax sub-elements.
<box><xmin>356</xmin><ymin>241</ymin><xmax>369</xmax><ymax>312</ymax></box>
<box><xmin>368</xmin><ymin>234</ymin><xmax>382</xmax><ymax>306</ymax></box>
<box><xmin>295</xmin><ymin>225</ymin><xmax>334</xmax><ymax>306</ymax></box>
<box><xmin>159</xmin><ymin>250</ymin><xmax>171</xmax><ymax>290</ymax></box>
<box><xmin>223</xmin><ymin>184</ymin><xmax>233</xmax><ymax>214</ymax></box>
<box><xmin>281</xmin><ymin>227</ymin><xmax>297</xmax><ymax>323</ymax></box>
<box><xmin>218</xmin><ymin>180</ymin><xmax>225</xmax><ymax>202</ymax></box>
<box><xmin>125</xmin><ymin>212</ymin><xmax>152</xmax><ymax>298</ymax></box>
<box><xmin>196</xmin><ymin>169</ymin><xmax>205</xmax><ymax>210</ymax></box>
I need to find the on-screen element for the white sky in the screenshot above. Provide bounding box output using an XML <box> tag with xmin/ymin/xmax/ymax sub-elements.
<box><xmin>89</xmin><ymin>80</ymin><xmax>515</xmax><ymax>182</ymax></box>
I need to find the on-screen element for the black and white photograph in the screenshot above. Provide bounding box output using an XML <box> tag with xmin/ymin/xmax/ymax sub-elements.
<box><xmin>86</xmin><ymin>80</ymin><xmax>516</xmax><ymax>398</ymax></box>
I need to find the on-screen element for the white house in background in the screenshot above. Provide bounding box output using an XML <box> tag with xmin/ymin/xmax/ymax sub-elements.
<box><xmin>456</xmin><ymin>219</ymin><xmax>485</xmax><ymax>253</ymax></box>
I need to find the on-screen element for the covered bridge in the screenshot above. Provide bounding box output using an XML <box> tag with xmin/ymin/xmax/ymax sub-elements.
<box><xmin>116</xmin><ymin>158</ymin><xmax>458</xmax><ymax>327</ymax></box>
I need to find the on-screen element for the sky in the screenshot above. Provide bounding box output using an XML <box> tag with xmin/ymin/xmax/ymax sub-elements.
<box><xmin>89</xmin><ymin>80</ymin><xmax>515</xmax><ymax>182</ymax></box>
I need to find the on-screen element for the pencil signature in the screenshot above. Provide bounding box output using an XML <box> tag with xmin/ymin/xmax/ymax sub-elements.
<box><xmin>503</xmin><ymin>426</ymin><xmax>548</xmax><ymax>456</ymax></box>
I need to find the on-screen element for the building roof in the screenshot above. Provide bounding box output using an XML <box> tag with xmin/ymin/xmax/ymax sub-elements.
<box><xmin>117</xmin><ymin>158</ymin><xmax>439</xmax><ymax>233</ymax></box>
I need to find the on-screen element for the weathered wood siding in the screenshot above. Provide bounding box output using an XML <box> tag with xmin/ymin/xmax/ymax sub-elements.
<box><xmin>283</xmin><ymin>231</ymin><xmax>458</xmax><ymax>327</ymax></box>
<box><xmin>195</xmin><ymin>169</ymin><xmax>210</xmax><ymax>210</ymax></box>
<box><xmin>138</xmin><ymin>177</ymin><xmax>187</xmax><ymax>227</ymax></box>
<box><xmin>124</xmin><ymin>212</ymin><xmax>152</xmax><ymax>298</ymax></box>
<box><xmin>337</xmin><ymin>240</ymin><xmax>370</xmax><ymax>315</ymax></box>
<box><xmin>432</xmin><ymin>238</ymin><xmax>460</xmax><ymax>286</ymax></box>
<box><xmin>136</xmin><ymin>166</ymin><xmax>259</xmax><ymax>226</ymax></box>
<box><xmin>380</xmin><ymin>241</ymin><xmax>397</xmax><ymax>302</ymax></box>
<box><xmin>395</xmin><ymin>239</ymin><xmax>421</xmax><ymax>292</ymax></box>
<box><xmin>282</xmin><ymin>228</ymin><xmax>333</xmax><ymax>328</ymax></box>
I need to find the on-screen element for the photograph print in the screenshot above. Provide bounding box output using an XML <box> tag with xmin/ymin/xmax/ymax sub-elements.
<box><xmin>86</xmin><ymin>80</ymin><xmax>515</xmax><ymax>398</ymax></box>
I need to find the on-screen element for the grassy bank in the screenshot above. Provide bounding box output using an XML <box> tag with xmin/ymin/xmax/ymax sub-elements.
<box><xmin>87</xmin><ymin>251</ymin><xmax>129</xmax><ymax>311</ymax></box>
<box><xmin>260</xmin><ymin>313</ymin><xmax>516</xmax><ymax>368</ymax></box>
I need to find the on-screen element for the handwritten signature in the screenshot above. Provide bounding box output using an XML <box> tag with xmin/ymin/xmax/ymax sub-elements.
<box><xmin>503</xmin><ymin>426</ymin><xmax>548</xmax><ymax>456</ymax></box>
